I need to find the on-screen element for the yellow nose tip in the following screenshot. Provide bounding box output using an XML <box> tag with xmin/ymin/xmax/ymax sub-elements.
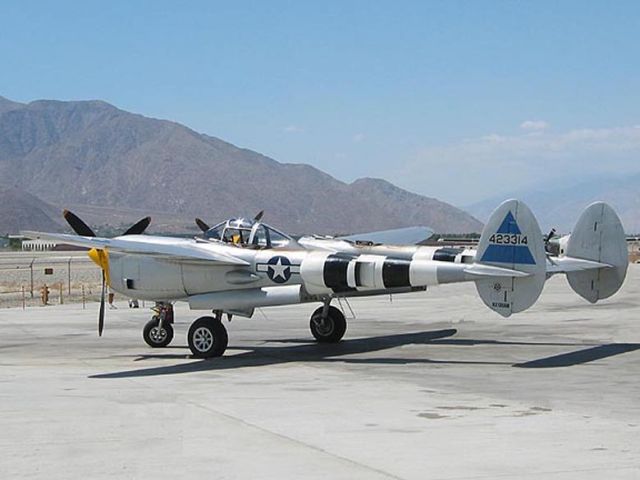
<box><xmin>88</xmin><ymin>248</ymin><xmax>110</xmax><ymax>285</ymax></box>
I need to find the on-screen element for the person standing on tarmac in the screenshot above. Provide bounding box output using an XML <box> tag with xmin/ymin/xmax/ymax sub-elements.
<box><xmin>108</xmin><ymin>287</ymin><xmax>117</xmax><ymax>309</ymax></box>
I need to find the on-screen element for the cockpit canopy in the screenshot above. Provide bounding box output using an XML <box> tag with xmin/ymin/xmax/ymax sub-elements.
<box><xmin>203</xmin><ymin>218</ymin><xmax>292</xmax><ymax>249</ymax></box>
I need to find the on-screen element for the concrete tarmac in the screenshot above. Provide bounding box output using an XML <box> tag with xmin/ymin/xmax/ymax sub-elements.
<box><xmin>1</xmin><ymin>266</ymin><xmax>640</xmax><ymax>479</ymax></box>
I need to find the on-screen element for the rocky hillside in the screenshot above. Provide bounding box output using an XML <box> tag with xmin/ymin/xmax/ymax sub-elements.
<box><xmin>0</xmin><ymin>95</ymin><xmax>482</xmax><ymax>234</ymax></box>
<box><xmin>0</xmin><ymin>185</ymin><xmax>62</xmax><ymax>235</ymax></box>
<box><xmin>0</xmin><ymin>95</ymin><xmax>24</xmax><ymax>114</ymax></box>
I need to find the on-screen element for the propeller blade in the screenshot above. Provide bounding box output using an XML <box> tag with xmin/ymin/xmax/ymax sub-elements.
<box><xmin>122</xmin><ymin>216</ymin><xmax>151</xmax><ymax>235</ymax></box>
<box><xmin>254</xmin><ymin>210</ymin><xmax>264</xmax><ymax>222</ymax></box>
<box><xmin>63</xmin><ymin>210</ymin><xmax>96</xmax><ymax>237</ymax></box>
<box><xmin>545</xmin><ymin>228</ymin><xmax>556</xmax><ymax>243</ymax></box>
<box><xmin>195</xmin><ymin>218</ymin><xmax>210</xmax><ymax>232</ymax></box>
<box><xmin>98</xmin><ymin>271</ymin><xmax>106</xmax><ymax>337</ymax></box>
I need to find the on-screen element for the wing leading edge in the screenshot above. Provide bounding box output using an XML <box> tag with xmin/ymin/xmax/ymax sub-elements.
<box><xmin>21</xmin><ymin>231</ymin><xmax>249</xmax><ymax>265</ymax></box>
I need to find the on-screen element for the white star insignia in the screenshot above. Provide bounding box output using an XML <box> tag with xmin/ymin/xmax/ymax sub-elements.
<box><xmin>269</xmin><ymin>258</ymin><xmax>289</xmax><ymax>280</ymax></box>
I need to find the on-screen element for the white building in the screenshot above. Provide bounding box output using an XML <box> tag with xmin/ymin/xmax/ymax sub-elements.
<box><xmin>21</xmin><ymin>239</ymin><xmax>58</xmax><ymax>252</ymax></box>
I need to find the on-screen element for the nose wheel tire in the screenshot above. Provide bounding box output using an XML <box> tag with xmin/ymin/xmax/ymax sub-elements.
<box><xmin>310</xmin><ymin>305</ymin><xmax>347</xmax><ymax>343</ymax></box>
<box><xmin>188</xmin><ymin>316</ymin><xmax>228</xmax><ymax>358</ymax></box>
<box><xmin>143</xmin><ymin>317</ymin><xmax>174</xmax><ymax>348</ymax></box>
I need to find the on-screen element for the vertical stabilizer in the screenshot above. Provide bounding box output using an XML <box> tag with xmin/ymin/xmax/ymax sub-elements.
<box><xmin>474</xmin><ymin>199</ymin><xmax>546</xmax><ymax>317</ymax></box>
<box><xmin>565</xmin><ymin>202</ymin><xmax>628</xmax><ymax>302</ymax></box>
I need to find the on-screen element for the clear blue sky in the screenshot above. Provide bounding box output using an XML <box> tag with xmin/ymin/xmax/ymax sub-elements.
<box><xmin>2</xmin><ymin>1</ymin><xmax>639</xmax><ymax>204</ymax></box>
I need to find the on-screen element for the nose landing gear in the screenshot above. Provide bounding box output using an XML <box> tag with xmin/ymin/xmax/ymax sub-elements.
<box><xmin>142</xmin><ymin>303</ymin><xmax>174</xmax><ymax>348</ymax></box>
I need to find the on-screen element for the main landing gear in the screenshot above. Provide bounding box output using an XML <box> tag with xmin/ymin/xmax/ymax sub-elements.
<box><xmin>182</xmin><ymin>304</ymin><xmax>346</xmax><ymax>358</ymax></box>
<box><xmin>309</xmin><ymin>303</ymin><xmax>347</xmax><ymax>343</ymax></box>
<box><xmin>187</xmin><ymin>313</ymin><xmax>228</xmax><ymax>358</ymax></box>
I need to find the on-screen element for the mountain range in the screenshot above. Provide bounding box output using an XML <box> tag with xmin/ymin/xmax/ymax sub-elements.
<box><xmin>466</xmin><ymin>174</ymin><xmax>640</xmax><ymax>234</ymax></box>
<box><xmin>0</xmin><ymin>95</ymin><xmax>482</xmax><ymax>236</ymax></box>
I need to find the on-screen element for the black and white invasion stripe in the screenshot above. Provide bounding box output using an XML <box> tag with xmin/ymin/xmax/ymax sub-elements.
<box><xmin>300</xmin><ymin>247</ymin><xmax>473</xmax><ymax>295</ymax></box>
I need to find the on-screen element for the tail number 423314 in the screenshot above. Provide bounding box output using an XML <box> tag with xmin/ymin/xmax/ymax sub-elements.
<box><xmin>489</xmin><ymin>234</ymin><xmax>528</xmax><ymax>245</ymax></box>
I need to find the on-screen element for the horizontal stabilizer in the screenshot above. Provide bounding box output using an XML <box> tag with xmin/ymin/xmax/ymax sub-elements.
<box><xmin>546</xmin><ymin>256</ymin><xmax>613</xmax><ymax>275</ymax></box>
<box><xmin>463</xmin><ymin>264</ymin><xmax>531</xmax><ymax>279</ymax></box>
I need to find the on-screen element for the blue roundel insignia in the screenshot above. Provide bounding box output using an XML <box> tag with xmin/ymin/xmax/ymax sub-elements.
<box><xmin>266</xmin><ymin>256</ymin><xmax>291</xmax><ymax>283</ymax></box>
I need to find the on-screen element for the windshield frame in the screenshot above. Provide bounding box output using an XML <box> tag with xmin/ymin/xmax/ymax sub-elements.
<box><xmin>203</xmin><ymin>219</ymin><xmax>292</xmax><ymax>249</ymax></box>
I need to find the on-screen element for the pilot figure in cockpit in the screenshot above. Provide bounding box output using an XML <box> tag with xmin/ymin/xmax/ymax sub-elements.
<box><xmin>222</xmin><ymin>226</ymin><xmax>245</xmax><ymax>245</ymax></box>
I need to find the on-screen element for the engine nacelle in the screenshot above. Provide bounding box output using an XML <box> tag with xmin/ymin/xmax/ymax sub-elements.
<box><xmin>109</xmin><ymin>253</ymin><xmax>187</xmax><ymax>300</ymax></box>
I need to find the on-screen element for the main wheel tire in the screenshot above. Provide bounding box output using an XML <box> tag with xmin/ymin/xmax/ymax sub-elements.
<box><xmin>310</xmin><ymin>305</ymin><xmax>347</xmax><ymax>343</ymax></box>
<box><xmin>188</xmin><ymin>316</ymin><xmax>228</xmax><ymax>358</ymax></box>
<box><xmin>143</xmin><ymin>317</ymin><xmax>174</xmax><ymax>348</ymax></box>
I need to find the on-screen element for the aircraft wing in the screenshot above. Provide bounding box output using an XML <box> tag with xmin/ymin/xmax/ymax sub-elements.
<box><xmin>21</xmin><ymin>231</ymin><xmax>249</xmax><ymax>266</ymax></box>
<box><xmin>339</xmin><ymin>226</ymin><xmax>433</xmax><ymax>245</ymax></box>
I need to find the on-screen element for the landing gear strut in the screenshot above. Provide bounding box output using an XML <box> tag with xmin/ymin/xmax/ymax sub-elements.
<box><xmin>143</xmin><ymin>303</ymin><xmax>174</xmax><ymax>348</ymax></box>
<box><xmin>310</xmin><ymin>302</ymin><xmax>347</xmax><ymax>343</ymax></box>
<box><xmin>187</xmin><ymin>312</ymin><xmax>228</xmax><ymax>358</ymax></box>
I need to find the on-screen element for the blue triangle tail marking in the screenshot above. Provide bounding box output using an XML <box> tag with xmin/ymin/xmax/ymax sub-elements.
<box><xmin>496</xmin><ymin>211</ymin><xmax>521</xmax><ymax>234</ymax></box>
<box><xmin>480</xmin><ymin>245</ymin><xmax>536</xmax><ymax>265</ymax></box>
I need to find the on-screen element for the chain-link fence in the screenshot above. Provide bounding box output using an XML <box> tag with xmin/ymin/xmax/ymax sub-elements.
<box><xmin>0</xmin><ymin>252</ymin><xmax>103</xmax><ymax>308</ymax></box>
